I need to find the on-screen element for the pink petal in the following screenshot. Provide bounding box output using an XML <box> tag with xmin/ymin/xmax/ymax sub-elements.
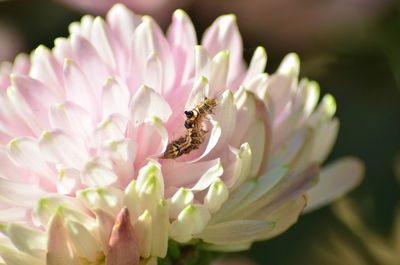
<box><xmin>39</xmin><ymin>130</ymin><xmax>89</xmax><ymax>169</ymax></box>
<box><xmin>100</xmin><ymin>139</ymin><xmax>136</xmax><ymax>187</ymax></box>
<box><xmin>129</xmin><ymin>85</ymin><xmax>172</xmax><ymax>125</ymax></box>
<box><xmin>162</xmin><ymin>158</ymin><xmax>222</xmax><ymax>190</ymax></box>
<box><xmin>101</xmin><ymin>78</ymin><xmax>130</xmax><ymax>118</ymax></box>
<box><xmin>259</xmin><ymin>195</ymin><xmax>307</xmax><ymax>240</ymax></box>
<box><xmin>107</xmin><ymin>4</ymin><xmax>141</xmax><ymax>50</ymax></box>
<box><xmin>305</xmin><ymin>157</ymin><xmax>364</xmax><ymax>212</ymax></box>
<box><xmin>29</xmin><ymin>46</ymin><xmax>63</xmax><ymax>98</ymax></box>
<box><xmin>93</xmin><ymin>209</ymin><xmax>115</xmax><ymax>252</ymax></box>
<box><xmin>90</xmin><ymin>17</ymin><xmax>117</xmax><ymax>70</ymax></box>
<box><xmin>11</xmin><ymin>75</ymin><xmax>58</xmax><ymax>130</ymax></box>
<box><xmin>243</xmin><ymin>47</ymin><xmax>267</xmax><ymax>85</ymax></box>
<box><xmin>130</xmin><ymin>118</ymin><xmax>168</xmax><ymax>169</ymax></box>
<box><xmin>49</xmin><ymin>101</ymin><xmax>93</xmax><ymax>142</ymax></box>
<box><xmin>70</xmin><ymin>35</ymin><xmax>111</xmax><ymax>94</ymax></box>
<box><xmin>7</xmin><ymin>137</ymin><xmax>54</xmax><ymax>183</ymax></box>
<box><xmin>81</xmin><ymin>157</ymin><xmax>118</xmax><ymax>186</ymax></box>
<box><xmin>46</xmin><ymin>209</ymin><xmax>77</xmax><ymax>265</ymax></box>
<box><xmin>106</xmin><ymin>207</ymin><xmax>140</xmax><ymax>265</ymax></box>
<box><xmin>63</xmin><ymin>59</ymin><xmax>98</xmax><ymax>117</ymax></box>
<box><xmin>167</xmin><ymin>10</ymin><xmax>197</xmax><ymax>85</ymax></box>
<box><xmin>202</xmin><ymin>15</ymin><xmax>245</xmax><ymax>84</ymax></box>
<box><xmin>246</xmin><ymin>164</ymin><xmax>319</xmax><ymax>219</ymax></box>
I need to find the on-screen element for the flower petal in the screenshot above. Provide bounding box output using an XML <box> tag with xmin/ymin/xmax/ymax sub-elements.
<box><xmin>106</xmin><ymin>207</ymin><xmax>140</xmax><ymax>265</ymax></box>
<box><xmin>243</xmin><ymin>47</ymin><xmax>267</xmax><ymax>85</ymax></box>
<box><xmin>77</xmin><ymin>186</ymin><xmax>124</xmax><ymax>217</ymax></box>
<box><xmin>170</xmin><ymin>204</ymin><xmax>211</xmax><ymax>243</ymax></box>
<box><xmin>49</xmin><ymin>101</ymin><xmax>93</xmax><ymax>143</ymax></box>
<box><xmin>7</xmin><ymin>137</ymin><xmax>53</xmax><ymax>182</ymax></box>
<box><xmin>0</xmin><ymin>245</ymin><xmax>43</xmax><ymax>265</ymax></box>
<box><xmin>101</xmin><ymin>78</ymin><xmax>130</xmax><ymax>118</ymax></box>
<box><xmin>305</xmin><ymin>157</ymin><xmax>364</xmax><ymax>212</ymax></box>
<box><xmin>202</xmin><ymin>14</ymin><xmax>244</xmax><ymax>84</ymax></box>
<box><xmin>0</xmin><ymin>223</ymin><xmax>46</xmax><ymax>259</ymax></box>
<box><xmin>39</xmin><ymin>130</ymin><xmax>88</xmax><ymax>169</ymax></box>
<box><xmin>197</xmin><ymin>219</ymin><xmax>274</xmax><ymax>245</ymax></box>
<box><xmin>46</xmin><ymin>208</ymin><xmax>77</xmax><ymax>265</ymax></box>
<box><xmin>129</xmin><ymin>85</ymin><xmax>172</xmax><ymax>125</ymax></box>
<box><xmin>81</xmin><ymin>157</ymin><xmax>118</xmax><ymax>186</ymax></box>
<box><xmin>167</xmin><ymin>9</ymin><xmax>197</xmax><ymax>85</ymax></box>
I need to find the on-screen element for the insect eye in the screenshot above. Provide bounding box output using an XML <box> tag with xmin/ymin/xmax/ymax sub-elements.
<box><xmin>184</xmin><ymin>110</ymin><xmax>194</xmax><ymax>118</ymax></box>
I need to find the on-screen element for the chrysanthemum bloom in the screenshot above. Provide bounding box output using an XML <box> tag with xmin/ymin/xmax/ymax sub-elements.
<box><xmin>0</xmin><ymin>4</ymin><xmax>363</xmax><ymax>265</ymax></box>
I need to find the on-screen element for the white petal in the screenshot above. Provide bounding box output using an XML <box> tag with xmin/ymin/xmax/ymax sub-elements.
<box><xmin>29</xmin><ymin>45</ymin><xmax>62</xmax><ymax>97</ymax></box>
<box><xmin>169</xmin><ymin>188</ymin><xmax>194</xmax><ymax>218</ymax></box>
<box><xmin>305</xmin><ymin>157</ymin><xmax>364</xmax><ymax>212</ymax></box>
<box><xmin>94</xmin><ymin>114</ymin><xmax>127</xmax><ymax>143</ymax></box>
<box><xmin>49</xmin><ymin>101</ymin><xmax>93</xmax><ymax>141</ymax></box>
<box><xmin>134</xmin><ymin>210</ymin><xmax>152</xmax><ymax>258</ymax></box>
<box><xmin>81</xmin><ymin>157</ymin><xmax>118</xmax><ymax>186</ymax></box>
<box><xmin>170</xmin><ymin>204</ymin><xmax>211</xmax><ymax>243</ymax></box>
<box><xmin>56</xmin><ymin>166</ymin><xmax>81</xmax><ymax>195</ymax></box>
<box><xmin>197</xmin><ymin>219</ymin><xmax>274</xmax><ymax>245</ymax></box>
<box><xmin>101</xmin><ymin>78</ymin><xmax>130</xmax><ymax>118</ymax></box>
<box><xmin>195</xmin><ymin>45</ymin><xmax>213</xmax><ymax>84</ymax></box>
<box><xmin>209</xmin><ymin>50</ymin><xmax>229</xmax><ymax>97</ymax></box>
<box><xmin>0</xmin><ymin>245</ymin><xmax>43</xmax><ymax>265</ymax></box>
<box><xmin>7</xmin><ymin>137</ymin><xmax>53</xmax><ymax>182</ymax></box>
<box><xmin>129</xmin><ymin>85</ymin><xmax>172</xmax><ymax>125</ymax></box>
<box><xmin>63</xmin><ymin>59</ymin><xmax>97</xmax><ymax>115</ymax></box>
<box><xmin>32</xmin><ymin>195</ymin><xmax>92</xmax><ymax>228</ymax></box>
<box><xmin>91</xmin><ymin>17</ymin><xmax>116</xmax><ymax>69</ymax></box>
<box><xmin>101</xmin><ymin>139</ymin><xmax>136</xmax><ymax>186</ymax></box>
<box><xmin>0</xmin><ymin>223</ymin><xmax>46</xmax><ymax>259</ymax></box>
<box><xmin>77</xmin><ymin>186</ymin><xmax>124</xmax><ymax>217</ymax></box>
<box><xmin>150</xmin><ymin>200</ymin><xmax>169</xmax><ymax>258</ymax></box>
<box><xmin>204</xmin><ymin>178</ymin><xmax>229</xmax><ymax>213</ymax></box>
<box><xmin>259</xmin><ymin>195</ymin><xmax>307</xmax><ymax>240</ymax></box>
<box><xmin>39</xmin><ymin>130</ymin><xmax>88</xmax><ymax>169</ymax></box>
<box><xmin>224</xmin><ymin>143</ymin><xmax>253</xmax><ymax>189</ymax></box>
<box><xmin>190</xmin><ymin>161</ymin><xmax>223</xmax><ymax>191</ymax></box>
<box><xmin>231</xmin><ymin>88</ymin><xmax>257</xmax><ymax>147</ymax></box>
<box><xmin>243</xmin><ymin>47</ymin><xmax>267</xmax><ymax>85</ymax></box>
<box><xmin>136</xmin><ymin>161</ymin><xmax>164</xmax><ymax>201</ymax></box>
<box><xmin>65</xmin><ymin>220</ymin><xmax>103</xmax><ymax>262</ymax></box>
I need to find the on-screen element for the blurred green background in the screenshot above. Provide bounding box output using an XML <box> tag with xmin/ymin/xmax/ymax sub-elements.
<box><xmin>0</xmin><ymin>0</ymin><xmax>399</xmax><ymax>264</ymax></box>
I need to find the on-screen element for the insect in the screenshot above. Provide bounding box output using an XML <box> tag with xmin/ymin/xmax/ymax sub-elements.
<box><xmin>160</xmin><ymin>121</ymin><xmax>206</xmax><ymax>159</ymax></box>
<box><xmin>160</xmin><ymin>97</ymin><xmax>217</xmax><ymax>159</ymax></box>
<box><xmin>184</xmin><ymin>97</ymin><xmax>217</xmax><ymax>122</ymax></box>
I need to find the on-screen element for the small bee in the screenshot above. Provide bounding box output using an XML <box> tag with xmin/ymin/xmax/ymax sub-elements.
<box><xmin>160</xmin><ymin>97</ymin><xmax>217</xmax><ymax>159</ymax></box>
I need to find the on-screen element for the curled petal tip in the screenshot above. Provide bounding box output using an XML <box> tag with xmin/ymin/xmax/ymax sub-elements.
<box><xmin>106</xmin><ymin>207</ymin><xmax>140</xmax><ymax>265</ymax></box>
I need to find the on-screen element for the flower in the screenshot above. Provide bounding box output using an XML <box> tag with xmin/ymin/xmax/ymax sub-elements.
<box><xmin>0</xmin><ymin>4</ymin><xmax>363</xmax><ymax>264</ymax></box>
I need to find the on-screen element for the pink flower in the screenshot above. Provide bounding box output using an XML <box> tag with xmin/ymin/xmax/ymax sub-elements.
<box><xmin>0</xmin><ymin>4</ymin><xmax>363</xmax><ymax>264</ymax></box>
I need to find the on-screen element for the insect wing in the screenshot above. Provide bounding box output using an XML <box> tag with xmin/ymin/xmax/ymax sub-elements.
<box><xmin>185</xmin><ymin>76</ymin><xmax>208</xmax><ymax>110</ymax></box>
